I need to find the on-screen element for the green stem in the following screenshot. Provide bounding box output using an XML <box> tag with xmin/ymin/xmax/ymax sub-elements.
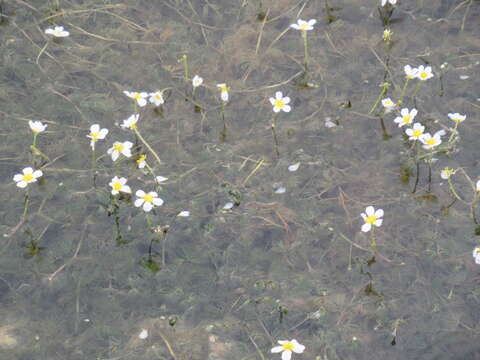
<box><xmin>271</xmin><ymin>115</ymin><xmax>280</xmax><ymax>158</ymax></box>
<box><xmin>397</xmin><ymin>78</ymin><xmax>410</xmax><ymax>105</ymax></box>
<box><xmin>179</xmin><ymin>54</ymin><xmax>189</xmax><ymax>81</ymax></box>
<box><xmin>447</xmin><ymin>178</ymin><xmax>469</xmax><ymax>205</ymax></box>
<box><xmin>33</xmin><ymin>133</ymin><xmax>38</xmax><ymax>148</ymax></box>
<box><xmin>370</xmin><ymin>226</ymin><xmax>376</xmax><ymax>252</ymax></box>
<box><xmin>91</xmin><ymin>148</ymin><xmax>97</xmax><ymax>187</ymax></box>
<box><xmin>302</xmin><ymin>30</ymin><xmax>309</xmax><ymax>71</ymax></box>
<box><xmin>447</xmin><ymin>123</ymin><xmax>458</xmax><ymax>144</ymax></box>
<box><xmin>369</xmin><ymin>82</ymin><xmax>390</xmax><ymax>115</ymax></box>
<box><xmin>133</xmin><ymin>128</ymin><xmax>162</xmax><ymax>166</ymax></box>
<box><xmin>23</xmin><ymin>191</ymin><xmax>30</xmax><ymax>218</ymax></box>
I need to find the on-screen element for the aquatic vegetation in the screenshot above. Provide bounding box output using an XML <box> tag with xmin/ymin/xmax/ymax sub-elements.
<box><xmin>28</xmin><ymin>121</ymin><xmax>47</xmax><ymax>134</ymax></box>
<box><xmin>360</xmin><ymin>206</ymin><xmax>384</xmax><ymax>233</ymax></box>
<box><xmin>290</xmin><ymin>19</ymin><xmax>316</xmax><ymax>71</ymax></box>
<box><xmin>13</xmin><ymin>167</ymin><xmax>42</xmax><ymax>188</ymax></box>
<box><xmin>86</xmin><ymin>124</ymin><xmax>108</xmax><ymax>150</ymax></box>
<box><xmin>109</xmin><ymin>176</ymin><xmax>131</xmax><ymax>195</ymax></box>
<box><xmin>405</xmin><ymin>122</ymin><xmax>425</xmax><ymax>141</ymax></box>
<box><xmin>440</xmin><ymin>168</ymin><xmax>456</xmax><ymax>180</ymax></box>
<box><xmin>148</xmin><ymin>91</ymin><xmax>165</xmax><ymax>107</ymax></box>
<box><xmin>271</xmin><ymin>339</ymin><xmax>305</xmax><ymax>360</ymax></box>
<box><xmin>416</xmin><ymin>65</ymin><xmax>434</xmax><ymax>80</ymax></box>
<box><xmin>419</xmin><ymin>131</ymin><xmax>444</xmax><ymax>150</ymax></box>
<box><xmin>448</xmin><ymin>113</ymin><xmax>466</xmax><ymax>123</ymax></box>
<box><xmin>120</xmin><ymin>114</ymin><xmax>139</xmax><ymax>130</ymax></box>
<box><xmin>393</xmin><ymin>107</ymin><xmax>417</xmax><ymax>127</ymax></box>
<box><xmin>270</xmin><ymin>91</ymin><xmax>291</xmax><ymax>113</ymax></box>
<box><xmin>192</xmin><ymin>75</ymin><xmax>203</xmax><ymax>88</ymax></box>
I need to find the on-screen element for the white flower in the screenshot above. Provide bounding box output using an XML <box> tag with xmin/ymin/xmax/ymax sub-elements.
<box><xmin>45</xmin><ymin>26</ymin><xmax>69</xmax><ymax>37</ymax></box>
<box><xmin>416</xmin><ymin>65</ymin><xmax>434</xmax><ymax>81</ymax></box>
<box><xmin>138</xmin><ymin>329</ymin><xmax>149</xmax><ymax>340</ymax></box>
<box><xmin>447</xmin><ymin>113</ymin><xmax>466</xmax><ymax>123</ymax></box>
<box><xmin>134</xmin><ymin>190</ymin><xmax>164</xmax><ymax>212</ymax></box>
<box><xmin>381</xmin><ymin>98</ymin><xmax>396</xmax><ymax>113</ymax></box>
<box><xmin>271</xmin><ymin>339</ymin><xmax>305</xmax><ymax>360</ymax></box>
<box><xmin>269</xmin><ymin>91</ymin><xmax>291</xmax><ymax>113</ymax></box>
<box><xmin>405</xmin><ymin>122</ymin><xmax>425</xmax><ymax>141</ymax></box>
<box><xmin>149</xmin><ymin>91</ymin><xmax>165</xmax><ymax>106</ymax></box>
<box><xmin>121</xmin><ymin>114</ymin><xmax>139</xmax><ymax>130</ymax></box>
<box><xmin>381</xmin><ymin>0</ymin><xmax>397</xmax><ymax>6</ymax></box>
<box><xmin>217</xmin><ymin>83</ymin><xmax>229</xmax><ymax>102</ymax></box>
<box><xmin>123</xmin><ymin>91</ymin><xmax>148</xmax><ymax>107</ymax></box>
<box><xmin>177</xmin><ymin>211</ymin><xmax>190</xmax><ymax>217</ymax></box>
<box><xmin>288</xmin><ymin>162</ymin><xmax>300</xmax><ymax>172</ymax></box>
<box><xmin>290</xmin><ymin>19</ymin><xmax>316</xmax><ymax>31</ymax></box>
<box><xmin>274</xmin><ymin>186</ymin><xmax>286</xmax><ymax>194</ymax></box>
<box><xmin>360</xmin><ymin>206</ymin><xmax>384</xmax><ymax>233</ymax></box>
<box><xmin>29</xmin><ymin>121</ymin><xmax>47</xmax><ymax>134</ymax></box>
<box><xmin>473</xmin><ymin>247</ymin><xmax>480</xmax><ymax>264</ymax></box>
<box><xmin>394</xmin><ymin>108</ymin><xmax>417</xmax><ymax>127</ymax></box>
<box><xmin>476</xmin><ymin>180</ymin><xmax>480</xmax><ymax>192</ymax></box>
<box><xmin>13</xmin><ymin>167</ymin><xmax>43</xmax><ymax>188</ymax></box>
<box><xmin>87</xmin><ymin>124</ymin><xmax>108</xmax><ymax>150</ymax></box>
<box><xmin>440</xmin><ymin>168</ymin><xmax>455</xmax><ymax>180</ymax></box>
<box><xmin>404</xmin><ymin>65</ymin><xmax>418</xmax><ymax>79</ymax></box>
<box><xmin>382</xmin><ymin>28</ymin><xmax>393</xmax><ymax>42</ymax></box>
<box><xmin>325</xmin><ymin>118</ymin><xmax>337</xmax><ymax>128</ymax></box>
<box><xmin>109</xmin><ymin>176</ymin><xmax>131</xmax><ymax>195</ymax></box>
<box><xmin>107</xmin><ymin>141</ymin><xmax>133</xmax><ymax>161</ymax></box>
<box><xmin>192</xmin><ymin>75</ymin><xmax>203</xmax><ymax>88</ymax></box>
<box><xmin>155</xmin><ymin>176</ymin><xmax>168</xmax><ymax>183</ymax></box>
<box><xmin>420</xmin><ymin>131</ymin><xmax>444</xmax><ymax>150</ymax></box>
<box><xmin>136</xmin><ymin>154</ymin><xmax>147</xmax><ymax>169</ymax></box>
<box><xmin>223</xmin><ymin>202</ymin><xmax>234</xmax><ymax>210</ymax></box>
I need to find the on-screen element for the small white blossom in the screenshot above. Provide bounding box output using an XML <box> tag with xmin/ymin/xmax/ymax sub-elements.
<box><xmin>135</xmin><ymin>190</ymin><xmax>164</xmax><ymax>212</ymax></box>
<box><xmin>136</xmin><ymin>154</ymin><xmax>147</xmax><ymax>169</ymax></box>
<box><xmin>288</xmin><ymin>162</ymin><xmax>300</xmax><ymax>172</ymax></box>
<box><xmin>29</xmin><ymin>121</ymin><xmax>48</xmax><ymax>134</ymax></box>
<box><xmin>87</xmin><ymin>124</ymin><xmax>108</xmax><ymax>150</ymax></box>
<box><xmin>138</xmin><ymin>329</ymin><xmax>149</xmax><ymax>340</ymax></box>
<box><xmin>45</xmin><ymin>26</ymin><xmax>69</xmax><ymax>37</ymax></box>
<box><xmin>420</xmin><ymin>130</ymin><xmax>444</xmax><ymax>150</ymax></box>
<box><xmin>223</xmin><ymin>202</ymin><xmax>234</xmax><ymax>210</ymax></box>
<box><xmin>381</xmin><ymin>98</ymin><xmax>396</xmax><ymax>113</ymax></box>
<box><xmin>13</xmin><ymin>167</ymin><xmax>43</xmax><ymax>188</ymax></box>
<box><xmin>123</xmin><ymin>91</ymin><xmax>148</xmax><ymax>107</ymax></box>
<box><xmin>149</xmin><ymin>91</ymin><xmax>165</xmax><ymax>106</ymax></box>
<box><xmin>107</xmin><ymin>141</ymin><xmax>133</xmax><ymax>161</ymax></box>
<box><xmin>440</xmin><ymin>168</ymin><xmax>455</xmax><ymax>180</ymax></box>
<box><xmin>274</xmin><ymin>186</ymin><xmax>286</xmax><ymax>194</ymax></box>
<box><xmin>217</xmin><ymin>83</ymin><xmax>229</xmax><ymax>102</ymax></box>
<box><xmin>404</xmin><ymin>65</ymin><xmax>418</xmax><ymax>79</ymax></box>
<box><xmin>473</xmin><ymin>247</ymin><xmax>480</xmax><ymax>264</ymax></box>
<box><xmin>416</xmin><ymin>65</ymin><xmax>434</xmax><ymax>81</ymax></box>
<box><xmin>405</xmin><ymin>122</ymin><xmax>425</xmax><ymax>141</ymax></box>
<box><xmin>448</xmin><ymin>113</ymin><xmax>466</xmax><ymax>123</ymax></box>
<box><xmin>177</xmin><ymin>211</ymin><xmax>190</xmax><ymax>217</ymax></box>
<box><xmin>121</xmin><ymin>114</ymin><xmax>139</xmax><ymax>130</ymax></box>
<box><xmin>192</xmin><ymin>75</ymin><xmax>203</xmax><ymax>88</ymax></box>
<box><xmin>381</xmin><ymin>0</ymin><xmax>397</xmax><ymax>6</ymax></box>
<box><xmin>290</xmin><ymin>19</ymin><xmax>316</xmax><ymax>31</ymax></box>
<box><xmin>476</xmin><ymin>180</ymin><xmax>480</xmax><ymax>192</ymax></box>
<box><xmin>394</xmin><ymin>108</ymin><xmax>417</xmax><ymax>127</ymax></box>
<box><xmin>361</xmin><ymin>206</ymin><xmax>384</xmax><ymax>233</ymax></box>
<box><xmin>269</xmin><ymin>91</ymin><xmax>291</xmax><ymax>113</ymax></box>
<box><xmin>271</xmin><ymin>339</ymin><xmax>305</xmax><ymax>360</ymax></box>
<box><xmin>155</xmin><ymin>176</ymin><xmax>168</xmax><ymax>183</ymax></box>
<box><xmin>109</xmin><ymin>176</ymin><xmax>131</xmax><ymax>195</ymax></box>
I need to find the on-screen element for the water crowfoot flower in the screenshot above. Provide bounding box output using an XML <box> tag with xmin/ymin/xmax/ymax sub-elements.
<box><xmin>405</xmin><ymin>122</ymin><xmax>425</xmax><ymax>141</ymax></box>
<box><xmin>149</xmin><ymin>91</ymin><xmax>165</xmax><ymax>106</ymax></box>
<box><xmin>271</xmin><ymin>339</ymin><xmax>305</xmax><ymax>360</ymax></box>
<box><xmin>381</xmin><ymin>98</ymin><xmax>396</xmax><ymax>113</ymax></box>
<box><xmin>416</xmin><ymin>65</ymin><xmax>434</xmax><ymax>81</ymax></box>
<box><xmin>476</xmin><ymin>180</ymin><xmax>480</xmax><ymax>192</ymax></box>
<box><xmin>290</xmin><ymin>19</ymin><xmax>316</xmax><ymax>31</ymax></box>
<box><xmin>394</xmin><ymin>108</ymin><xmax>417</xmax><ymax>127</ymax></box>
<box><xmin>217</xmin><ymin>83</ymin><xmax>229</xmax><ymax>102</ymax></box>
<box><xmin>14</xmin><ymin>167</ymin><xmax>43</xmax><ymax>188</ymax></box>
<box><xmin>109</xmin><ymin>176</ymin><xmax>131</xmax><ymax>195</ymax></box>
<box><xmin>448</xmin><ymin>113</ymin><xmax>466</xmax><ymax>123</ymax></box>
<box><xmin>361</xmin><ymin>206</ymin><xmax>384</xmax><ymax>232</ymax></box>
<box><xmin>473</xmin><ymin>247</ymin><xmax>480</xmax><ymax>264</ymax></box>
<box><xmin>420</xmin><ymin>131</ymin><xmax>444</xmax><ymax>150</ymax></box>
<box><xmin>120</xmin><ymin>114</ymin><xmax>139</xmax><ymax>130</ymax></box>
<box><xmin>155</xmin><ymin>176</ymin><xmax>168</xmax><ymax>183</ymax></box>
<box><xmin>440</xmin><ymin>167</ymin><xmax>456</xmax><ymax>180</ymax></box>
<box><xmin>123</xmin><ymin>91</ymin><xmax>148</xmax><ymax>107</ymax></box>
<box><xmin>136</xmin><ymin>154</ymin><xmax>147</xmax><ymax>169</ymax></box>
<box><xmin>177</xmin><ymin>211</ymin><xmax>190</xmax><ymax>217</ymax></box>
<box><xmin>192</xmin><ymin>75</ymin><xmax>203</xmax><ymax>88</ymax></box>
<box><xmin>87</xmin><ymin>124</ymin><xmax>108</xmax><ymax>150</ymax></box>
<box><xmin>381</xmin><ymin>0</ymin><xmax>397</xmax><ymax>6</ymax></box>
<box><xmin>270</xmin><ymin>92</ymin><xmax>291</xmax><ymax>113</ymax></box>
<box><xmin>107</xmin><ymin>141</ymin><xmax>133</xmax><ymax>161</ymax></box>
<box><xmin>138</xmin><ymin>329</ymin><xmax>149</xmax><ymax>340</ymax></box>
<box><xmin>29</xmin><ymin>121</ymin><xmax>47</xmax><ymax>134</ymax></box>
<box><xmin>404</xmin><ymin>65</ymin><xmax>418</xmax><ymax>79</ymax></box>
<box><xmin>45</xmin><ymin>26</ymin><xmax>69</xmax><ymax>37</ymax></box>
<box><xmin>135</xmin><ymin>190</ymin><xmax>164</xmax><ymax>212</ymax></box>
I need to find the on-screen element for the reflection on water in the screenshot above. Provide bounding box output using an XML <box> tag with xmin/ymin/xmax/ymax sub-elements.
<box><xmin>0</xmin><ymin>0</ymin><xmax>479</xmax><ymax>359</ymax></box>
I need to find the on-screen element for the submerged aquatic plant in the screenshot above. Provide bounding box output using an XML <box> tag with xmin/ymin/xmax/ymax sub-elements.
<box><xmin>290</xmin><ymin>19</ymin><xmax>316</xmax><ymax>71</ymax></box>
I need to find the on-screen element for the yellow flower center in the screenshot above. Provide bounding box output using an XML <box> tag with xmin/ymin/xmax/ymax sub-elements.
<box><xmin>426</xmin><ymin>138</ymin><xmax>437</xmax><ymax>146</ymax></box>
<box><xmin>218</xmin><ymin>85</ymin><xmax>228</xmax><ymax>92</ymax></box>
<box><xmin>282</xmin><ymin>342</ymin><xmax>295</xmax><ymax>351</ymax></box>
<box><xmin>365</xmin><ymin>215</ymin><xmax>377</xmax><ymax>225</ymax></box>
<box><xmin>137</xmin><ymin>154</ymin><xmax>146</xmax><ymax>164</ymax></box>
<box><xmin>143</xmin><ymin>193</ymin><xmax>154</xmax><ymax>203</ymax></box>
<box><xmin>402</xmin><ymin>115</ymin><xmax>412</xmax><ymax>124</ymax></box>
<box><xmin>112</xmin><ymin>182</ymin><xmax>123</xmax><ymax>191</ymax></box>
<box><xmin>412</xmin><ymin>129</ymin><xmax>422</xmax><ymax>137</ymax></box>
<box><xmin>90</xmin><ymin>131</ymin><xmax>100</xmax><ymax>140</ymax></box>
<box><xmin>129</xmin><ymin>123</ymin><xmax>137</xmax><ymax>130</ymax></box>
<box><xmin>419</xmin><ymin>71</ymin><xmax>428</xmax><ymax>79</ymax></box>
<box><xmin>299</xmin><ymin>23</ymin><xmax>309</xmax><ymax>30</ymax></box>
<box><xmin>23</xmin><ymin>173</ymin><xmax>34</xmax><ymax>182</ymax></box>
<box><xmin>274</xmin><ymin>99</ymin><xmax>285</xmax><ymax>109</ymax></box>
<box><xmin>133</xmin><ymin>93</ymin><xmax>142</xmax><ymax>100</ymax></box>
<box><xmin>113</xmin><ymin>143</ymin><xmax>124</xmax><ymax>152</ymax></box>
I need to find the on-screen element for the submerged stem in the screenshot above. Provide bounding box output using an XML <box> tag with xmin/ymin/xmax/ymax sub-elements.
<box><xmin>133</xmin><ymin>128</ymin><xmax>162</xmax><ymax>166</ymax></box>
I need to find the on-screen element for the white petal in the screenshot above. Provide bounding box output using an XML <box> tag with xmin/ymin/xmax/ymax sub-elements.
<box><xmin>288</xmin><ymin>162</ymin><xmax>300</xmax><ymax>172</ymax></box>
<box><xmin>17</xmin><ymin>181</ymin><xmax>28</xmax><ymax>188</ymax></box>
<box><xmin>308</xmin><ymin>19</ymin><xmax>317</xmax><ymax>26</ymax></box>
<box><xmin>33</xmin><ymin>170</ymin><xmax>43</xmax><ymax>178</ymax></box>
<box><xmin>283</xmin><ymin>105</ymin><xmax>291</xmax><ymax>112</ymax></box>
<box><xmin>90</xmin><ymin>124</ymin><xmax>100</xmax><ymax>132</ymax></box>
<box><xmin>273</xmin><ymin>107</ymin><xmax>281</xmax><ymax>113</ymax></box>
<box><xmin>365</xmin><ymin>206</ymin><xmax>375</xmax><ymax>216</ymax></box>
<box><xmin>111</xmin><ymin>151</ymin><xmax>119</xmax><ymax>161</ymax></box>
<box><xmin>23</xmin><ymin>167</ymin><xmax>34</xmax><ymax>174</ymax></box>
<box><xmin>136</xmin><ymin>190</ymin><xmax>145</xmax><ymax>197</ymax></box>
<box><xmin>374</xmin><ymin>209</ymin><xmax>384</xmax><ymax>218</ymax></box>
<box><xmin>269</xmin><ymin>98</ymin><xmax>276</xmax><ymax>105</ymax></box>
<box><xmin>271</xmin><ymin>346</ymin><xmax>284</xmax><ymax>353</ymax></box>
<box><xmin>281</xmin><ymin>350</ymin><xmax>292</xmax><ymax>360</ymax></box>
<box><xmin>122</xmin><ymin>148</ymin><xmax>132</xmax><ymax>157</ymax></box>
<box><xmin>375</xmin><ymin>219</ymin><xmax>383</xmax><ymax>227</ymax></box>
<box><xmin>282</xmin><ymin>97</ymin><xmax>290</xmax><ymax>104</ymax></box>
<box><xmin>143</xmin><ymin>202</ymin><xmax>153</xmax><ymax>212</ymax></box>
<box><xmin>361</xmin><ymin>223</ymin><xmax>371</xmax><ymax>232</ymax></box>
<box><xmin>134</xmin><ymin>198</ymin><xmax>144</xmax><ymax>207</ymax></box>
<box><xmin>275</xmin><ymin>91</ymin><xmax>283</xmax><ymax>99</ymax></box>
<box><xmin>152</xmin><ymin>197</ymin><xmax>164</xmax><ymax>206</ymax></box>
<box><xmin>290</xmin><ymin>24</ymin><xmax>300</xmax><ymax>30</ymax></box>
<box><xmin>13</xmin><ymin>174</ymin><xmax>23</xmax><ymax>182</ymax></box>
<box><xmin>138</xmin><ymin>98</ymin><xmax>147</xmax><ymax>107</ymax></box>
<box><xmin>122</xmin><ymin>185</ymin><xmax>132</xmax><ymax>194</ymax></box>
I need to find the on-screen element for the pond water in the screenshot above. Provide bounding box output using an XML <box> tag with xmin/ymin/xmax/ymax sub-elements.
<box><xmin>1</xmin><ymin>0</ymin><xmax>480</xmax><ymax>359</ymax></box>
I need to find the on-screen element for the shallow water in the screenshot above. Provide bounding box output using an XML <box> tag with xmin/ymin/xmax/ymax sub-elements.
<box><xmin>1</xmin><ymin>0</ymin><xmax>480</xmax><ymax>359</ymax></box>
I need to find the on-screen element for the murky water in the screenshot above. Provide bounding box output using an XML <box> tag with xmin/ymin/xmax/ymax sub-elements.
<box><xmin>1</xmin><ymin>0</ymin><xmax>480</xmax><ymax>359</ymax></box>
